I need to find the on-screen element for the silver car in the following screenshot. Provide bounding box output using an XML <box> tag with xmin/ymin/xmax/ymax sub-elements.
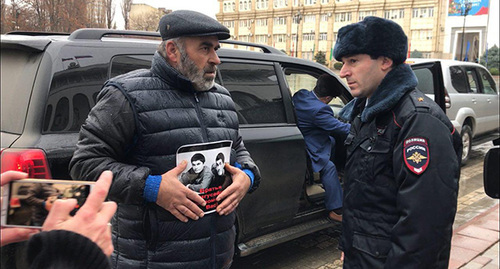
<box><xmin>408</xmin><ymin>59</ymin><xmax>500</xmax><ymax>165</ymax></box>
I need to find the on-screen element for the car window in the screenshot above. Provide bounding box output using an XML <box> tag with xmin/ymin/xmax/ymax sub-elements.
<box><xmin>477</xmin><ymin>67</ymin><xmax>497</xmax><ymax>94</ymax></box>
<box><xmin>464</xmin><ymin>67</ymin><xmax>480</xmax><ymax>93</ymax></box>
<box><xmin>1</xmin><ymin>49</ymin><xmax>43</xmax><ymax>134</ymax></box>
<box><xmin>110</xmin><ymin>55</ymin><xmax>153</xmax><ymax>78</ymax></box>
<box><xmin>43</xmin><ymin>47</ymin><xmax>110</xmax><ymax>133</ymax></box>
<box><xmin>412</xmin><ymin>68</ymin><xmax>435</xmax><ymax>94</ymax></box>
<box><xmin>449</xmin><ymin>66</ymin><xmax>469</xmax><ymax>93</ymax></box>
<box><xmin>284</xmin><ymin>68</ymin><xmax>347</xmax><ymax>116</ymax></box>
<box><xmin>218</xmin><ymin>62</ymin><xmax>286</xmax><ymax>125</ymax></box>
<box><xmin>286</xmin><ymin>72</ymin><xmax>317</xmax><ymax>96</ymax></box>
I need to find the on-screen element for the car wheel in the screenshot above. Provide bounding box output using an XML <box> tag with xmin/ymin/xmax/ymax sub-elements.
<box><xmin>461</xmin><ymin>125</ymin><xmax>472</xmax><ymax>165</ymax></box>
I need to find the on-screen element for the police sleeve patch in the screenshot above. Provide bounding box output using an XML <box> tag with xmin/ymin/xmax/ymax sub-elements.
<box><xmin>403</xmin><ymin>137</ymin><xmax>429</xmax><ymax>175</ymax></box>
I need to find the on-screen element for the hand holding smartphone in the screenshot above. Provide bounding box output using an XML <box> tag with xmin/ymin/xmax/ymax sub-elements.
<box><xmin>1</xmin><ymin>179</ymin><xmax>95</xmax><ymax>228</ymax></box>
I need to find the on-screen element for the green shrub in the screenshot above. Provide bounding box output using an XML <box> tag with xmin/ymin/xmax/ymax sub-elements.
<box><xmin>489</xmin><ymin>67</ymin><xmax>499</xmax><ymax>75</ymax></box>
<box><xmin>333</xmin><ymin>62</ymin><xmax>343</xmax><ymax>70</ymax></box>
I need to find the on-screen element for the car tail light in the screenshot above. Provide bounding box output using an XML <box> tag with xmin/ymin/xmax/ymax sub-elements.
<box><xmin>1</xmin><ymin>148</ymin><xmax>52</xmax><ymax>179</ymax></box>
<box><xmin>445</xmin><ymin>89</ymin><xmax>451</xmax><ymax>109</ymax></box>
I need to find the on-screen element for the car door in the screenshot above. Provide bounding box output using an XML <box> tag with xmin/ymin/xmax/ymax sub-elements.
<box><xmin>410</xmin><ymin>61</ymin><xmax>447</xmax><ymax>112</ymax></box>
<box><xmin>217</xmin><ymin>59</ymin><xmax>307</xmax><ymax>241</ymax></box>
<box><xmin>469</xmin><ymin>66</ymin><xmax>499</xmax><ymax>135</ymax></box>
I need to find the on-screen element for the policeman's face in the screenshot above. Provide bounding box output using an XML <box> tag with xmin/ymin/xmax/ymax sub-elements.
<box><xmin>215</xmin><ymin>159</ymin><xmax>224</xmax><ymax>176</ymax></box>
<box><xmin>339</xmin><ymin>54</ymin><xmax>390</xmax><ymax>99</ymax></box>
<box><xmin>177</xmin><ymin>36</ymin><xmax>221</xmax><ymax>91</ymax></box>
<box><xmin>191</xmin><ymin>160</ymin><xmax>204</xmax><ymax>174</ymax></box>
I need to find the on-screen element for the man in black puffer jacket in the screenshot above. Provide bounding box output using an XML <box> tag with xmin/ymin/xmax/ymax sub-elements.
<box><xmin>69</xmin><ymin>10</ymin><xmax>261</xmax><ymax>269</ymax></box>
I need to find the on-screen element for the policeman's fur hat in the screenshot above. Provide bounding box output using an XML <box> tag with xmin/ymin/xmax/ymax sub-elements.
<box><xmin>333</xmin><ymin>16</ymin><xmax>408</xmax><ymax>65</ymax></box>
<box><xmin>159</xmin><ymin>10</ymin><xmax>230</xmax><ymax>41</ymax></box>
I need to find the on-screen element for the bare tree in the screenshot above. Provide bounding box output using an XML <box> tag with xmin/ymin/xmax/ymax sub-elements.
<box><xmin>121</xmin><ymin>0</ymin><xmax>131</xmax><ymax>30</ymax></box>
<box><xmin>1</xmin><ymin>0</ymin><xmax>6</xmax><ymax>33</ymax></box>
<box><xmin>104</xmin><ymin>0</ymin><xmax>114</xmax><ymax>29</ymax></box>
<box><xmin>130</xmin><ymin>9</ymin><xmax>160</xmax><ymax>31</ymax></box>
<box><xmin>21</xmin><ymin>0</ymin><xmax>48</xmax><ymax>30</ymax></box>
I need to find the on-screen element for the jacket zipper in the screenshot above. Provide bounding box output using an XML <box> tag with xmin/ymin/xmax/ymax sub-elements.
<box><xmin>194</xmin><ymin>92</ymin><xmax>208</xmax><ymax>142</ymax></box>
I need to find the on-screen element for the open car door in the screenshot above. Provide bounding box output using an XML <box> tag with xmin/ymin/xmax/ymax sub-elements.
<box><xmin>409</xmin><ymin>61</ymin><xmax>447</xmax><ymax>112</ymax></box>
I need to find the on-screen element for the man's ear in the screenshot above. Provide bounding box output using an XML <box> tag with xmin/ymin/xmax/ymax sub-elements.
<box><xmin>165</xmin><ymin>41</ymin><xmax>179</xmax><ymax>65</ymax></box>
<box><xmin>380</xmin><ymin>56</ymin><xmax>393</xmax><ymax>71</ymax></box>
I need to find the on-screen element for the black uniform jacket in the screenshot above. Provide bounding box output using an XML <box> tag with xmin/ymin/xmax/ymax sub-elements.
<box><xmin>339</xmin><ymin>64</ymin><xmax>462</xmax><ymax>269</ymax></box>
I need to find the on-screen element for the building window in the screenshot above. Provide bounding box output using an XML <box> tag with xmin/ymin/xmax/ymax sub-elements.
<box><xmin>273</xmin><ymin>0</ymin><xmax>287</xmax><ymax>8</ymax></box>
<box><xmin>223</xmin><ymin>1</ymin><xmax>236</xmax><ymax>12</ymax></box>
<box><xmin>239</xmin><ymin>35</ymin><xmax>250</xmax><ymax>42</ymax></box>
<box><xmin>305</xmin><ymin>0</ymin><xmax>316</xmax><ymax>5</ymax></box>
<box><xmin>321</xmin><ymin>0</ymin><xmax>329</xmax><ymax>3</ymax></box>
<box><xmin>255</xmin><ymin>34</ymin><xmax>268</xmax><ymax>43</ymax></box>
<box><xmin>358</xmin><ymin>10</ymin><xmax>376</xmax><ymax>21</ymax></box>
<box><xmin>320</xmin><ymin>14</ymin><xmax>329</xmax><ymax>22</ymax></box>
<box><xmin>413</xmin><ymin>7</ymin><xmax>434</xmax><ymax>18</ymax></box>
<box><xmin>303</xmin><ymin>33</ymin><xmax>315</xmax><ymax>41</ymax></box>
<box><xmin>293</xmin><ymin>16</ymin><xmax>301</xmax><ymax>24</ymax></box>
<box><xmin>239</xmin><ymin>19</ymin><xmax>252</xmax><ymax>28</ymax></box>
<box><xmin>411</xmin><ymin>29</ymin><xmax>433</xmax><ymax>40</ymax></box>
<box><xmin>335</xmin><ymin>12</ymin><xmax>352</xmax><ymax>22</ymax></box>
<box><xmin>274</xmin><ymin>34</ymin><xmax>287</xmax><ymax>43</ymax></box>
<box><xmin>304</xmin><ymin>15</ymin><xmax>315</xmax><ymax>23</ymax></box>
<box><xmin>256</xmin><ymin>0</ymin><xmax>268</xmax><ymax>9</ymax></box>
<box><xmin>256</xmin><ymin>18</ymin><xmax>268</xmax><ymax>26</ymax></box>
<box><xmin>239</xmin><ymin>0</ymin><xmax>252</xmax><ymax>11</ymax></box>
<box><xmin>223</xmin><ymin>20</ymin><xmax>235</xmax><ymax>28</ymax></box>
<box><xmin>319</xmin><ymin>32</ymin><xmax>327</xmax><ymax>41</ymax></box>
<box><xmin>293</xmin><ymin>0</ymin><xmax>299</xmax><ymax>6</ymax></box>
<box><xmin>333</xmin><ymin>32</ymin><xmax>337</xmax><ymax>41</ymax></box>
<box><xmin>274</xmin><ymin>16</ymin><xmax>286</xmax><ymax>25</ymax></box>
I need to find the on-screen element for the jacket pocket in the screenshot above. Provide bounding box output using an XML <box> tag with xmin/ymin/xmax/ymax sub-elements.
<box><xmin>352</xmin><ymin>232</ymin><xmax>391</xmax><ymax>258</ymax></box>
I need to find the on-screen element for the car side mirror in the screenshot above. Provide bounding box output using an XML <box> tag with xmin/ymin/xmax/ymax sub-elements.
<box><xmin>483</xmin><ymin>141</ymin><xmax>499</xmax><ymax>199</ymax></box>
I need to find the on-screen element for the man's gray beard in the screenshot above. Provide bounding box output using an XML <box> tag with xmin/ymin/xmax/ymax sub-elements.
<box><xmin>177</xmin><ymin>50</ymin><xmax>216</xmax><ymax>92</ymax></box>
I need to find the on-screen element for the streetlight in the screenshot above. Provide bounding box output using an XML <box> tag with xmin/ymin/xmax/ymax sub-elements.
<box><xmin>459</xmin><ymin>0</ymin><xmax>472</xmax><ymax>61</ymax></box>
<box><xmin>294</xmin><ymin>11</ymin><xmax>301</xmax><ymax>58</ymax></box>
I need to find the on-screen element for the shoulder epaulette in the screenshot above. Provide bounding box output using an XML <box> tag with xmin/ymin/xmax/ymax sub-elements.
<box><xmin>409</xmin><ymin>89</ymin><xmax>430</xmax><ymax>112</ymax></box>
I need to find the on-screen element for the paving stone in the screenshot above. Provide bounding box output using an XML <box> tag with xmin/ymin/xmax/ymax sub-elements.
<box><xmin>451</xmin><ymin>234</ymin><xmax>494</xmax><ymax>252</ymax></box>
<box><xmin>448</xmin><ymin>258</ymin><xmax>465</xmax><ymax>269</ymax></box>
<box><xmin>475</xmin><ymin>219</ymin><xmax>499</xmax><ymax>232</ymax></box>
<box><xmin>449</xmin><ymin>245</ymin><xmax>480</xmax><ymax>263</ymax></box>
<box><xmin>482</xmin><ymin>264</ymin><xmax>500</xmax><ymax>269</ymax></box>
<box><xmin>460</xmin><ymin>261</ymin><xmax>484</xmax><ymax>269</ymax></box>
<box><xmin>481</xmin><ymin>242</ymin><xmax>499</xmax><ymax>260</ymax></box>
<box><xmin>469</xmin><ymin>255</ymin><xmax>493</xmax><ymax>266</ymax></box>
<box><xmin>457</xmin><ymin>225</ymin><xmax>500</xmax><ymax>242</ymax></box>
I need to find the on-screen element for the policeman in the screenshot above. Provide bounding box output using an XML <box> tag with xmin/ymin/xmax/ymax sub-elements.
<box><xmin>334</xmin><ymin>16</ymin><xmax>462</xmax><ymax>268</ymax></box>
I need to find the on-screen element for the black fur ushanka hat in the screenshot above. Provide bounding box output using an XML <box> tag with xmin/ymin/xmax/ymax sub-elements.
<box><xmin>333</xmin><ymin>16</ymin><xmax>408</xmax><ymax>65</ymax></box>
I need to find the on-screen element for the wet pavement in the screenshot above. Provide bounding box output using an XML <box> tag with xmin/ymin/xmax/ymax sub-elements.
<box><xmin>232</xmin><ymin>141</ymin><xmax>499</xmax><ymax>269</ymax></box>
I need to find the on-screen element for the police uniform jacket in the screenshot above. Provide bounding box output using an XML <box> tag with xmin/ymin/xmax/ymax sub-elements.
<box><xmin>69</xmin><ymin>52</ymin><xmax>261</xmax><ymax>269</ymax></box>
<box><xmin>338</xmin><ymin>64</ymin><xmax>462</xmax><ymax>269</ymax></box>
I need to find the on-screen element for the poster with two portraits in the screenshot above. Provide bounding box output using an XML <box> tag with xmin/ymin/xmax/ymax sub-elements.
<box><xmin>176</xmin><ymin>140</ymin><xmax>232</xmax><ymax>214</ymax></box>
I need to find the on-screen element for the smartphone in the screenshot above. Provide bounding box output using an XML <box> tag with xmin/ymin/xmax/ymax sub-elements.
<box><xmin>1</xmin><ymin>179</ymin><xmax>95</xmax><ymax>228</ymax></box>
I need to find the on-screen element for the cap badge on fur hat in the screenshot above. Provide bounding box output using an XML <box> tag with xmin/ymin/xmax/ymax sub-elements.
<box><xmin>159</xmin><ymin>10</ymin><xmax>230</xmax><ymax>41</ymax></box>
<box><xmin>333</xmin><ymin>16</ymin><xmax>408</xmax><ymax>65</ymax></box>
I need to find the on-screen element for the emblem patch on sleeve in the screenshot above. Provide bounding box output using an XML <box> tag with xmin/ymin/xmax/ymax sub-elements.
<box><xmin>403</xmin><ymin>137</ymin><xmax>429</xmax><ymax>175</ymax></box>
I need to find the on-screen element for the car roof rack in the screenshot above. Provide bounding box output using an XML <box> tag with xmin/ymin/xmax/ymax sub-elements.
<box><xmin>220</xmin><ymin>40</ymin><xmax>285</xmax><ymax>55</ymax></box>
<box><xmin>5</xmin><ymin>31</ymin><xmax>69</xmax><ymax>36</ymax></box>
<box><xmin>68</xmin><ymin>28</ymin><xmax>161</xmax><ymax>40</ymax></box>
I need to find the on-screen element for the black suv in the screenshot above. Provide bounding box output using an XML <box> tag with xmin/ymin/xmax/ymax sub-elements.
<box><xmin>1</xmin><ymin>29</ymin><xmax>353</xmax><ymax>264</ymax></box>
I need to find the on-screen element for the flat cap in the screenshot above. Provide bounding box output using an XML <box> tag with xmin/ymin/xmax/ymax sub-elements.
<box><xmin>159</xmin><ymin>10</ymin><xmax>230</xmax><ymax>41</ymax></box>
<box><xmin>333</xmin><ymin>16</ymin><xmax>408</xmax><ymax>65</ymax></box>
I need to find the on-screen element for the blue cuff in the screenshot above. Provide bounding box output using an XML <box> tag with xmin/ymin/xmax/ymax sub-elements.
<box><xmin>144</xmin><ymin>175</ymin><xmax>162</xmax><ymax>203</ymax></box>
<box><xmin>234</xmin><ymin>162</ymin><xmax>254</xmax><ymax>190</ymax></box>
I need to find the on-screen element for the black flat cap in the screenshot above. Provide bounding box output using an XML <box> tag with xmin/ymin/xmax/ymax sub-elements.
<box><xmin>333</xmin><ymin>16</ymin><xmax>408</xmax><ymax>65</ymax></box>
<box><xmin>159</xmin><ymin>10</ymin><xmax>230</xmax><ymax>41</ymax></box>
